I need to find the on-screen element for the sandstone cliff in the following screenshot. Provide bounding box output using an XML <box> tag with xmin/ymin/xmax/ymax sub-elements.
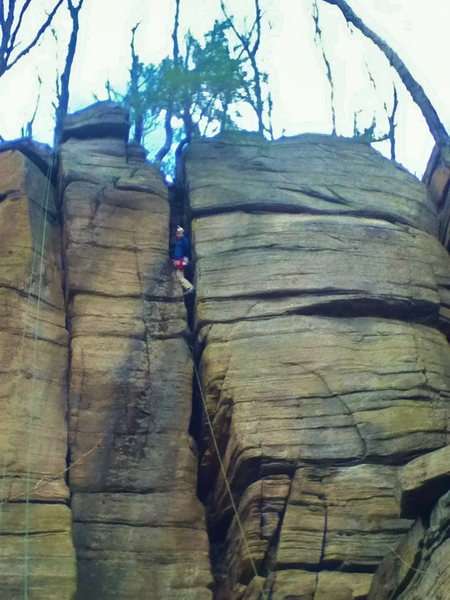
<box><xmin>0</xmin><ymin>146</ymin><xmax>76</xmax><ymax>598</ymax></box>
<box><xmin>0</xmin><ymin>106</ymin><xmax>449</xmax><ymax>600</ymax></box>
<box><xmin>183</xmin><ymin>133</ymin><xmax>450</xmax><ymax>600</ymax></box>
<box><xmin>60</xmin><ymin>104</ymin><xmax>212</xmax><ymax>599</ymax></box>
<box><xmin>0</xmin><ymin>105</ymin><xmax>212</xmax><ymax>600</ymax></box>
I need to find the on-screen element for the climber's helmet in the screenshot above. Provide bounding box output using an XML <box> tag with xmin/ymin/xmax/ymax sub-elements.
<box><xmin>175</xmin><ymin>226</ymin><xmax>184</xmax><ymax>239</ymax></box>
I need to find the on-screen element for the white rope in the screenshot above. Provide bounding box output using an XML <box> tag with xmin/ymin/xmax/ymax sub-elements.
<box><xmin>22</xmin><ymin>152</ymin><xmax>55</xmax><ymax>600</ymax></box>
<box><xmin>191</xmin><ymin>352</ymin><xmax>270</xmax><ymax>600</ymax></box>
<box><xmin>0</xmin><ymin>158</ymin><xmax>47</xmax><ymax>529</ymax></box>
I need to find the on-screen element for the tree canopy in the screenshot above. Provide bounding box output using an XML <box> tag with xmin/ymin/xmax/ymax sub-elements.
<box><xmin>0</xmin><ymin>0</ymin><xmax>447</xmax><ymax>176</ymax></box>
<box><xmin>109</xmin><ymin>17</ymin><xmax>255</xmax><ymax>165</ymax></box>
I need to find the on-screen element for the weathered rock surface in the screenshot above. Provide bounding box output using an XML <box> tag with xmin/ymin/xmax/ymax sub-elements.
<box><xmin>0</xmin><ymin>149</ymin><xmax>75</xmax><ymax>598</ymax></box>
<box><xmin>193</xmin><ymin>212</ymin><xmax>450</xmax><ymax>332</ymax></box>
<box><xmin>60</xmin><ymin>105</ymin><xmax>212</xmax><ymax>599</ymax></box>
<box><xmin>368</xmin><ymin>491</ymin><xmax>450</xmax><ymax>600</ymax></box>
<box><xmin>2</xmin><ymin>114</ymin><xmax>449</xmax><ymax>600</ymax></box>
<box><xmin>62</xmin><ymin>101</ymin><xmax>129</xmax><ymax>142</ymax></box>
<box><xmin>424</xmin><ymin>141</ymin><xmax>450</xmax><ymax>250</ymax></box>
<box><xmin>185</xmin><ymin>134</ymin><xmax>437</xmax><ymax>235</ymax></box>
<box><xmin>184</xmin><ymin>134</ymin><xmax>450</xmax><ymax>599</ymax></box>
<box><xmin>368</xmin><ymin>448</ymin><xmax>450</xmax><ymax>600</ymax></box>
<box><xmin>396</xmin><ymin>446</ymin><xmax>450</xmax><ymax>518</ymax></box>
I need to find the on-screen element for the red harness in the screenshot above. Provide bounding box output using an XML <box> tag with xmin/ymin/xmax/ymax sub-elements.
<box><xmin>173</xmin><ymin>258</ymin><xmax>186</xmax><ymax>271</ymax></box>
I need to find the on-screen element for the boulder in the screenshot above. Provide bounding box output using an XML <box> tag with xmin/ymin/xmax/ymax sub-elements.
<box><xmin>0</xmin><ymin>138</ymin><xmax>56</xmax><ymax>183</ymax></box>
<box><xmin>271</xmin><ymin>570</ymin><xmax>372</xmax><ymax>600</ymax></box>
<box><xmin>193</xmin><ymin>211</ymin><xmax>450</xmax><ymax>332</ymax></box>
<box><xmin>396</xmin><ymin>446</ymin><xmax>450</xmax><ymax>518</ymax></box>
<box><xmin>62</xmin><ymin>101</ymin><xmax>129</xmax><ymax>142</ymax></box>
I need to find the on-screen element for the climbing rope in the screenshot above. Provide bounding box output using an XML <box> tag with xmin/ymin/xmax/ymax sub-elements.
<box><xmin>1</xmin><ymin>145</ymin><xmax>269</xmax><ymax>597</ymax></box>
<box><xmin>22</xmin><ymin>151</ymin><xmax>56</xmax><ymax>600</ymax></box>
<box><xmin>191</xmin><ymin>349</ymin><xmax>270</xmax><ymax>600</ymax></box>
<box><xmin>0</xmin><ymin>154</ymin><xmax>51</xmax><ymax>531</ymax></box>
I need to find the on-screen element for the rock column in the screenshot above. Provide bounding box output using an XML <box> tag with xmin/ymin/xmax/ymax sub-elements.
<box><xmin>0</xmin><ymin>147</ymin><xmax>76</xmax><ymax>599</ymax></box>
<box><xmin>59</xmin><ymin>104</ymin><xmax>212</xmax><ymax>599</ymax></box>
<box><xmin>183</xmin><ymin>133</ymin><xmax>450</xmax><ymax>600</ymax></box>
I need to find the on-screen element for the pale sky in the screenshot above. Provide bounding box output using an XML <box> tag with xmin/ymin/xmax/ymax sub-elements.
<box><xmin>0</xmin><ymin>0</ymin><xmax>448</xmax><ymax>177</ymax></box>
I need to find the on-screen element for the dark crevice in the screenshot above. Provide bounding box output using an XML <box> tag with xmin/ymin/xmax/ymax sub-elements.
<box><xmin>260</xmin><ymin>474</ymin><xmax>295</xmax><ymax>578</ymax></box>
<box><xmin>175</xmin><ymin>172</ymin><xmax>234</xmax><ymax>598</ymax></box>
<box><xmin>401</xmin><ymin>475</ymin><xmax>450</xmax><ymax>520</ymax></box>
<box><xmin>65</xmin><ymin>288</ymin><xmax>183</xmax><ymax>304</ymax></box>
<box><xmin>194</xmin><ymin>296</ymin><xmax>440</xmax><ymax>335</ymax></box>
<box><xmin>190</xmin><ymin>203</ymin><xmax>429</xmax><ymax>232</ymax></box>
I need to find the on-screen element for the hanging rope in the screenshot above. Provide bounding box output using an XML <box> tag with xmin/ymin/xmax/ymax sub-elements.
<box><xmin>0</xmin><ymin>154</ymin><xmax>51</xmax><ymax>531</ymax></box>
<box><xmin>22</xmin><ymin>151</ymin><xmax>56</xmax><ymax>600</ymax></box>
<box><xmin>191</xmin><ymin>347</ymin><xmax>270</xmax><ymax>600</ymax></box>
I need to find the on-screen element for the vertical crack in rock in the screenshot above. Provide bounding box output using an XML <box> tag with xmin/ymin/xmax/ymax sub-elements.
<box><xmin>312</xmin><ymin>501</ymin><xmax>328</xmax><ymax>600</ymax></box>
<box><xmin>133</xmin><ymin>247</ymin><xmax>152</xmax><ymax>384</ymax></box>
<box><xmin>260</xmin><ymin>472</ymin><xmax>295</xmax><ymax>577</ymax></box>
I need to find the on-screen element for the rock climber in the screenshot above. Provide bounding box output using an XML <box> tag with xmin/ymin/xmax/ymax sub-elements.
<box><xmin>172</xmin><ymin>226</ymin><xmax>194</xmax><ymax>294</ymax></box>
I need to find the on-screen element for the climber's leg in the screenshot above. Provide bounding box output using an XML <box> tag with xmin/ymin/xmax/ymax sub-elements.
<box><xmin>176</xmin><ymin>269</ymin><xmax>194</xmax><ymax>294</ymax></box>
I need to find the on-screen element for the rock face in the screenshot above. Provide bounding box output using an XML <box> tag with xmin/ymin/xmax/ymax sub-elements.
<box><xmin>60</xmin><ymin>106</ymin><xmax>212</xmax><ymax>599</ymax></box>
<box><xmin>183</xmin><ymin>133</ymin><xmax>450</xmax><ymax>599</ymax></box>
<box><xmin>0</xmin><ymin>149</ymin><xmax>76</xmax><ymax>598</ymax></box>
<box><xmin>368</xmin><ymin>449</ymin><xmax>450</xmax><ymax>600</ymax></box>
<box><xmin>62</xmin><ymin>101</ymin><xmax>129</xmax><ymax>142</ymax></box>
<box><xmin>1</xmin><ymin>112</ymin><xmax>449</xmax><ymax>600</ymax></box>
<box><xmin>424</xmin><ymin>141</ymin><xmax>450</xmax><ymax>251</ymax></box>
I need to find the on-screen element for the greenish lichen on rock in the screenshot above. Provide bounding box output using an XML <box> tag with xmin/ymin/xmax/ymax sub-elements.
<box><xmin>183</xmin><ymin>133</ymin><xmax>450</xmax><ymax>600</ymax></box>
<box><xmin>60</xmin><ymin>104</ymin><xmax>213</xmax><ymax>600</ymax></box>
<box><xmin>0</xmin><ymin>148</ymin><xmax>76</xmax><ymax>600</ymax></box>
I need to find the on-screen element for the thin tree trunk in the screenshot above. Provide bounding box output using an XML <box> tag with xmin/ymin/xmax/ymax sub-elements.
<box><xmin>172</xmin><ymin>0</ymin><xmax>181</xmax><ymax>65</ymax></box>
<box><xmin>220</xmin><ymin>0</ymin><xmax>265</xmax><ymax>135</ymax></box>
<box><xmin>130</xmin><ymin>23</ymin><xmax>143</xmax><ymax>144</ymax></box>
<box><xmin>251</xmin><ymin>0</ymin><xmax>264</xmax><ymax>134</ymax></box>
<box><xmin>0</xmin><ymin>0</ymin><xmax>64</xmax><ymax>77</ymax></box>
<box><xmin>154</xmin><ymin>109</ymin><xmax>173</xmax><ymax>163</ymax></box>
<box><xmin>387</xmin><ymin>85</ymin><xmax>398</xmax><ymax>161</ymax></box>
<box><xmin>320</xmin><ymin>0</ymin><xmax>448</xmax><ymax>145</ymax></box>
<box><xmin>313</xmin><ymin>1</ymin><xmax>337</xmax><ymax>134</ymax></box>
<box><xmin>54</xmin><ymin>0</ymin><xmax>84</xmax><ymax>146</ymax></box>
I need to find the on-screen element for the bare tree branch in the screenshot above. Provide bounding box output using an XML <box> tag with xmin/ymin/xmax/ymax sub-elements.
<box><xmin>220</xmin><ymin>0</ymin><xmax>265</xmax><ymax>135</ymax></box>
<box><xmin>172</xmin><ymin>0</ymin><xmax>181</xmax><ymax>65</ymax></box>
<box><xmin>364</xmin><ymin>59</ymin><xmax>398</xmax><ymax>159</ymax></box>
<box><xmin>53</xmin><ymin>0</ymin><xmax>85</xmax><ymax>145</ymax></box>
<box><xmin>23</xmin><ymin>73</ymin><xmax>42</xmax><ymax>138</ymax></box>
<box><xmin>320</xmin><ymin>0</ymin><xmax>448</xmax><ymax>146</ymax></box>
<box><xmin>386</xmin><ymin>84</ymin><xmax>398</xmax><ymax>161</ymax></box>
<box><xmin>9</xmin><ymin>0</ymin><xmax>33</xmax><ymax>52</ymax></box>
<box><xmin>252</xmin><ymin>0</ymin><xmax>262</xmax><ymax>56</ymax></box>
<box><xmin>129</xmin><ymin>22</ymin><xmax>144</xmax><ymax>144</ymax></box>
<box><xmin>156</xmin><ymin>0</ymin><xmax>180</xmax><ymax>162</ymax></box>
<box><xmin>155</xmin><ymin>110</ymin><xmax>173</xmax><ymax>164</ymax></box>
<box><xmin>1</xmin><ymin>0</ymin><xmax>65</xmax><ymax>77</ymax></box>
<box><xmin>313</xmin><ymin>0</ymin><xmax>336</xmax><ymax>134</ymax></box>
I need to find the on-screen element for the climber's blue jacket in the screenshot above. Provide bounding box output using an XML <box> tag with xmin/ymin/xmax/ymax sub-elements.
<box><xmin>172</xmin><ymin>236</ymin><xmax>191</xmax><ymax>260</ymax></box>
